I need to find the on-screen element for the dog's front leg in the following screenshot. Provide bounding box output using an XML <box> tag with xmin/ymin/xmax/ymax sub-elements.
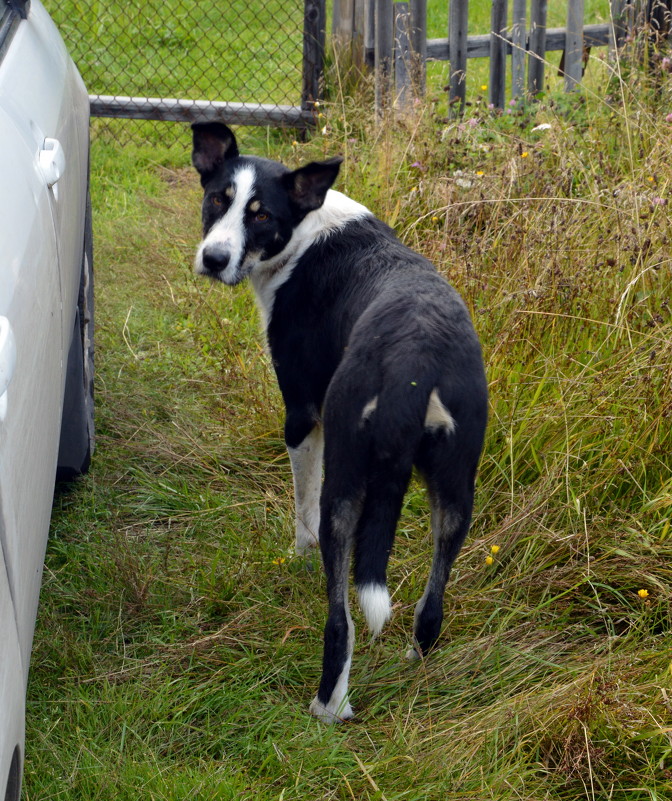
<box><xmin>287</xmin><ymin>425</ymin><xmax>323</xmax><ymax>555</ymax></box>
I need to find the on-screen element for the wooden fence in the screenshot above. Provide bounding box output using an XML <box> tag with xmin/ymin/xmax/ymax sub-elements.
<box><xmin>332</xmin><ymin>0</ymin><xmax>672</xmax><ymax>113</ymax></box>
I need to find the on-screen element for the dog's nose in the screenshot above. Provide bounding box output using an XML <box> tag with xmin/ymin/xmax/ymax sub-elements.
<box><xmin>201</xmin><ymin>244</ymin><xmax>231</xmax><ymax>275</ymax></box>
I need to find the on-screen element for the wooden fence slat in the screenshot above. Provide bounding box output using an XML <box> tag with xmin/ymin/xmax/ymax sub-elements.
<box><xmin>375</xmin><ymin>0</ymin><xmax>394</xmax><ymax>113</ymax></box>
<box><xmin>511</xmin><ymin>0</ymin><xmax>527</xmax><ymax>98</ymax></box>
<box><xmin>354</xmin><ymin>0</ymin><xmax>366</xmax><ymax>53</ymax></box>
<box><xmin>332</xmin><ymin>0</ymin><xmax>366</xmax><ymax>67</ymax></box>
<box><xmin>395</xmin><ymin>2</ymin><xmax>412</xmax><ymax>109</ymax></box>
<box><xmin>564</xmin><ymin>0</ymin><xmax>585</xmax><ymax>91</ymax></box>
<box><xmin>528</xmin><ymin>0</ymin><xmax>548</xmax><ymax>95</ymax></box>
<box><xmin>332</xmin><ymin>0</ymin><xmax>343</xmax><ymax>36</ymax></box>
<box><xmin>409</xmin><ymin>0</ymin><xmax>427</xmax><ymax>94</ymax></box>
<box><xmin>489</xmin><ymin>0</ymin><xmax>508</xmax><ymax>108</ymax></box>
<box><xmin>351</xmin><ymin>0</ymin><xmax>367</xmax><ymax>67</ymax></box>
<box><xmin>449</xmin><ymin>0</ymin><xmax>469</xmax><ymax>109</ymax></box>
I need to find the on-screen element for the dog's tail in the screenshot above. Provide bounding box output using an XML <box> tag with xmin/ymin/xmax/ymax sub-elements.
<box><xmin>351</xmin><ymin>373</ymin><xmax>440</xmax><ymax>637</ymax></box>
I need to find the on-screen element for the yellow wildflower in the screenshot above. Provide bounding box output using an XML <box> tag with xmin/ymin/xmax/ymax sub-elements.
<box><xmin>485</xmin><ymin>555</ymin><xmax>494</xmax><ymax>566</ymax></box>
<box><xmin>272</xmin><ymin>556</ymin><xmax>286</xmax><ymax>566</ymax></box>
<box><xmin>637</xmin><ymin>588</ymin><xmax>649</xmax><ymax>599</ymax></box>
<box><xmin>490</xmin><ymin>545</ymin><xmax>500</xmax><ymax>554</ymax></box>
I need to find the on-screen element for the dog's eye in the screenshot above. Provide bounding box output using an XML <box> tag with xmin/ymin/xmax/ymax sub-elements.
<box><xmin>254</xmin><ymin>211</ymin><xmax>269</xmax><ymax>222</ymax></box>
<box><xmin>211</xmin><ymin>195</ymin><xmax>223</xmax><ymax>207</ymax></box>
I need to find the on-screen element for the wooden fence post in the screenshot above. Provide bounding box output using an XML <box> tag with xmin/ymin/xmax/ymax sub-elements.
<box><xmin>511</xmin><ymin>0</ymin><xmax>527</xmax><ymax>98</ymax></box>
<box><xmin>449</xmin><ymin>0</ymin><xmax>469</xmax><ymax>110</ymax></box>
<box><xmin>564</xmin><ymin>0</ymin><xmax>585</xmax><ymax>90</ymax></box>
<box><xmin>303</xmin><ymin>0</ymin><xmax>327</xmax><ymax>110</ymax></box>
<box><xmin>648</xmin><ymin>0</ymin><xmax>672</xmax><ymax>42</ymax></box>
<box><xmin>610</xmin><ymin>0</ymin><xmax>627</xmax><ymax>51</ymax></box>
<box><xmin>365</xmin><ymin>0</ymin><xmax>376</xmax><ymax>68</ymax></box>
<box><xmin>528</xmin><ymin>0</ymin><xmax>548</xmax><ymax>95</ymax></box>
<box><xmin>489</xmin><ymin>0</ymin><xmax>508</xmax><ymax>108</ymax></box>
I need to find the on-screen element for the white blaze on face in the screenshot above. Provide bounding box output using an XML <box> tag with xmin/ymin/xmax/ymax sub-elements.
<box><xmin>195</xmin><ymin>165</ymin><xmax>256</xmax><ymax>283</ymax></box>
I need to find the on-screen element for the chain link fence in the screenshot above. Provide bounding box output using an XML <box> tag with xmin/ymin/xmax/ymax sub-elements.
<box><xmin>44</xmin><ymin>0</ymin><xmax>326</xmax><ymax>142</ymax></box>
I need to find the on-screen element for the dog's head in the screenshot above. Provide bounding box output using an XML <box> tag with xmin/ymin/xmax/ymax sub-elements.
<box><xmin>191</xmin><ymin>122</ymin><xmax>343</xmax><ymax>285</ymax></box>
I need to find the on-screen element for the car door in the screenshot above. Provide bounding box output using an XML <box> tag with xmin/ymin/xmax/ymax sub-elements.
<box><xmin>0</xmin><ymin>5</ymin><xmax>70</xmax><ymax>678</ymax></box>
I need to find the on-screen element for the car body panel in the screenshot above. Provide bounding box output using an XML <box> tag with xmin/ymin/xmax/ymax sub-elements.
<box><xmin>0</xmin><ymin>103</ymin><xmax>64</xmax><ymax>674</ymax></box>
<box><xmin>0</xmin><ymin>0</ymin><xmax>89</xmax><ymax>354</ymax></box>
<box><xmin>0</xmin><ymin>530</ymin><xmax>25</xmax><ymax>800</ymax></box>
<box><xmin>0</xmin><ymin>0</ymin><xmax>91</xmax><ymax>797</ymax></box>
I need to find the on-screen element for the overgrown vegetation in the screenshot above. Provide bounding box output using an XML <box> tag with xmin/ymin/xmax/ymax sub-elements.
<box><xmin>25</xmin><ymin>31</ymin><xmax>672</xmax><ymax>801</ymax></box>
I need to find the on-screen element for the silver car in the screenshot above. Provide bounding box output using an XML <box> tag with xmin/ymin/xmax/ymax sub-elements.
<box><xmin>0</xmin><ymin>0</ymin><xmax>93</xmax><ymax>797</ymax></box>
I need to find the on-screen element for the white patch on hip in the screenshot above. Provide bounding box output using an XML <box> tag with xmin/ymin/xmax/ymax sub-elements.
<box><xmin>424</xmin><ymin>388</ymin><xmax>456</xmax><ymax>434</ymax></box>
<box><xmin>195</xmin><ymin>165</ymin><xmax>256</xmax><ymax>283</ymax></box>
<box><xmin>359</xmin><ymin>396</ymin><xmax>378</xmax><ymax>426</ymax></box>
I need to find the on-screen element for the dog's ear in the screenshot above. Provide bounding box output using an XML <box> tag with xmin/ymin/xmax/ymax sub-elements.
<box><xmin>191</xmin><ymin>122</ymin><xmax>239</xmax><ymax>184</ymax></box>
<box><xmin>284</xmin><ymin>156</ymin><xmax>343</xmax><ymax>213</ymax></box>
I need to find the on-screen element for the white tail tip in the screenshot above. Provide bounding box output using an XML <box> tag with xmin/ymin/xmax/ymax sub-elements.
<box><xmin>357</xmin><ymin>584</ymin><xmax>391</xmax><ymax>637</ymax></box>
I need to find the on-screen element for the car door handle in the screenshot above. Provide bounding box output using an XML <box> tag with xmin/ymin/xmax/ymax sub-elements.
<box><xmin>38</xmin><ymin>137</ymin><xmax>66</xmax><ymax>187</ymax></box>
<box><xmin>0</xmin><ymin>317</ymin><xmax>16</xmax><ymax>422</ymax></box>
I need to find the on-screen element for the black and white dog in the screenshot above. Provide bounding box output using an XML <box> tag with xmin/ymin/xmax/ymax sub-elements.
<box><xmin>191</xmin><ymin>122</ymin><xmax>488</xmax><ymax>722</ymax></box>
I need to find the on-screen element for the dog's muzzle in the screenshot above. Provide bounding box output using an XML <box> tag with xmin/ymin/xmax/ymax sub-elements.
<box><xmin>201</xmin><ymin>243</ymin><xmax>232</xmax><ymax>277</ymax></box>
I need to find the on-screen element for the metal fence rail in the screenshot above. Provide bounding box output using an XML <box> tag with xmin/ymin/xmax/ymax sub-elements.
<box><xmin>44</xmin><ymin>0</ymin><xmax>326</xmax><ymax>132</ymax></box>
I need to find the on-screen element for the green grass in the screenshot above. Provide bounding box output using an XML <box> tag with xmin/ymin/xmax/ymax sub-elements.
<box><xmin>23</xmin><ymin>10</ymin><xmax>672</xmax><ymax>801</ymax></box>
<box><xmin>45</xmin><ymin>0</ymin><xmax>305</xmax><ymax>104</ymax></box>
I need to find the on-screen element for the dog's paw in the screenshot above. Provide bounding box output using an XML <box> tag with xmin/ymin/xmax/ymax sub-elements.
<box><xmin>309</xmin><ymin>695</ymin><xmax>354</xmax><ymax>723</ymax></box>
<box><xmin>295</xmin><ymin>526</ymin><xmax>319</xmax><ymax>556</ymax></box>
<box><xmin>405</xmin><ymin>646</ymin><xmax>422</xmax><ymax>662</ymax></box>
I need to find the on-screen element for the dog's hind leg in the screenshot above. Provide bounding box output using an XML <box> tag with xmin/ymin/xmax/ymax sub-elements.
<box><xmin>409</xmin><ymin>443</ymin><xmax>478</xmax><ymax>659</ymax></box>
<box><xmin>309</xmin><ymin>494</ymin><xmax>360</xmax><ymax>722</ymax></box>
<box><xmin>287</xmin><ymin>425</ymin><xmax>323</xmax><ymax>555</ymax></box>
<box><xmin>408</xmin><ymin>494</ymin><xmax>470</xmax><ymax>659</ymax></box>
<box><xmin>353</xmin><ymin>460</ymin><xmax>413</xmax><ymax>637</ymax></box>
